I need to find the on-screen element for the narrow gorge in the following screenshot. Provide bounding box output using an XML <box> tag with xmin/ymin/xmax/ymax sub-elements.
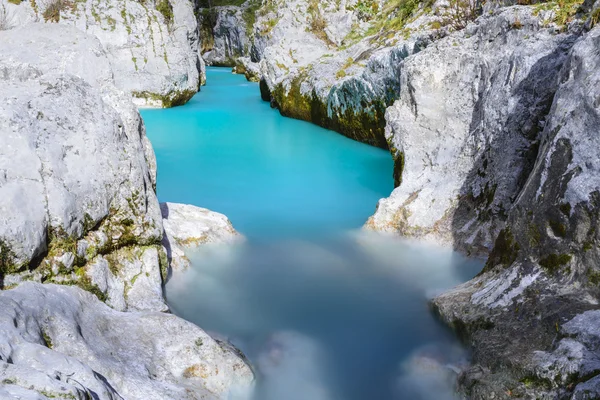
<box><xmin>0</xmin><ymin>0</ymin><xmax>599</xmax><ymax>398</ymax></box>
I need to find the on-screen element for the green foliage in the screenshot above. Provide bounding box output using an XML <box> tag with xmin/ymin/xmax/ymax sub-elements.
<box><xmin>42</xmin><ymin>0</ymin><xmax>72</xmax><ymax>22</ymax></box>
<box><xmin>539</xmin><ymin>253</ymin><xmax>572</xmax><ymax>274</ymax></box>
<box><xmin>41</xmin><ymin>329</ymin><xmax>54</xmax><ymax>349</ymax></box>
<box><xmin>335</xmin><ymin>57</ymin><xmax>354</xmax><ymax>78</ymax></box>
<box><xmin>484</xmin><ymin>228</ymin><xmax>520</xmax><ymax>271</ymax></box>
<box><xmin>307</xmin><ymin>0</ymin><xmax>334</xmax><ymax>46</ymax></box>
<box><xmin>0</xmin><ymin>239</ymin><xmax>19</xmax><ymax>280</ymax></box>
<box><xmin>591</xmin><ymin>7</ymin><xmax>600</xmax><ymax>27</ymax></box>
<box><xmin>7</xmin><ymin>0</ymin><xmax>22</xmax><ymax>4</ymax></box>
<box><xmin>441</xmin><ymin>0</ymin><xmax>480</xmax><ymax>30</ymax></box>
<box><xmin>155</xmin><ymin>0</ymin><xmax>173</xmax><ymax>24</ymax></box>
<box><xmin>347</xmin><ymin>0</ymin><xmax>379</xmax><ymax>21</ymax></box>
<box><xmin>549</xmin><ymin>219</ymin><xmax>567</xmax><ymax>237</ymax></box>
<box><xmin>534</xmin><ymin>0</ymin><xmax>585</xmax><ymax>26</ymax></box>
<box><xmin>366</xmin><ymin>0</ymin><xmax>428</xmax><ymax>37</ymax></box>
<box><xmin>197</xmin><ymin>0</ymin><xmax>246</xmax><ymax>6</ymax></box>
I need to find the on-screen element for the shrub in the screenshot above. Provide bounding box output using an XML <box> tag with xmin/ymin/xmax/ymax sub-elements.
<box><xmin>42</xmin><ymin>0</ymin><xmax>72</xmax><ymax>22</ymax></box>
<box><xmin>442</xmin><ymin>0</ymin><xmax>481</xmax><ymax>30</ymax></box>
<box><xmin>155</xmin><ymin>0</ymin><xmax>173</xmax><ymax>25</ymax></box>
<box><xmin>307</xmin><ymin>0</ymin><xmax>334</xmax><ymax>45</ymax></box>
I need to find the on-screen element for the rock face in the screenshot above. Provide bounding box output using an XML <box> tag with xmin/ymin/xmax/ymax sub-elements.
<box><xmin>0</xmin><ymin>24</ymin><xmax>168</xmax><ymax>312</ymax></box>
<box><xmin>0</xmin><ymin>22</ymin><xmax>253</xmax><ymax>399</ymax></box>
<box><xmin>0</xmin><ymin>282</ymin><xmax>253</xmax><ymax>400</ymax></box>
<box><xmin>366</xmin><ymin>7</ymin><xmax>579</xmax><ymax>255</ymax></box>
<box><xmin>199</xmin><ymin>5</ymin><xmax>251</xmax><ymax>67</ymax></box>
<box><xmin>217</xmin><ymin>0</ymin><xmax>446</xmax><ymax>148</ymax></box>
<box><xmin>161</xmin><ymin>202</ymin><xmax>243</xmax><ymax>272</ymax></box>
<box><xmin>2</xmin><ymin>0</ymin><xmax>203</xmax><ymax>107</ymax></box>
<box><xmin>429</xmin><ymin>24</ymin><xmax>600</xmax><ymax>400</ymax></box>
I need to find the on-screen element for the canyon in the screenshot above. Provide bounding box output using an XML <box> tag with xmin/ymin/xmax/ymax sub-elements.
<box><xmin>0</xmin><ymin>0</ymin><xmax>599</xmax><ymax>397</ymax></box>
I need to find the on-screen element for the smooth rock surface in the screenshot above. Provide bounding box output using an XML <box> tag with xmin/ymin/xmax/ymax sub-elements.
<box><xmin>0</xmin><ymin>282</ymin><xmax>253</xmax><ymax>400</ymax></box>
<box><xmin>161</xmin><ymin>202</ymin><xmax>243</xmax><ymax>272</ymax></box>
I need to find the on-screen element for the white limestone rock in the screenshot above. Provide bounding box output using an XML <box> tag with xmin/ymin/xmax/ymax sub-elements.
<box><xmin>366</xmin><ymin>7</ymin><xmax>576</xmax><ymax>254</ymax></box>
<box><xmin>3</xmin><ymin>0</ymin><xmax>201</xmax><ymax>107</ymax></box>
<box><xmin>0</xmin><ymin>24</ymin><xmax>165</xmax><ymax>312</ymax></box>
<box><xmin>0</xmin><ymin>282</ymin><xmax>254</xmax><ymax>400</ymax></box>
<box><xmin>432</xmin><ymin>25</ymin><xmax>600</xmax><ymax>399</ymax></box>
<box><xmin>160</xmin><ymin>202</ymin><xmax>243</xmax><ymax>272</ymax></box>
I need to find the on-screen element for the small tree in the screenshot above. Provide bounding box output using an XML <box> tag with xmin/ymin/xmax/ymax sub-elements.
<box><xmin>442</xmin><ymin>0</ymin><xmax>481</xmax><ymax>30</ymax></box>
<box><xmin>41</xmin><ymin>0</ymin><xmax>72</xmax><ymax>22</ymax></box>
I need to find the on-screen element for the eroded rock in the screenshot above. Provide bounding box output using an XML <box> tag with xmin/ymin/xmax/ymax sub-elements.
<box><xmin>0</xmin><ymin>282</ymin><xmax>254</xmax><ymax>399</ymax></box>
<box><xmin>161</xmin><ymin>202</ymin><xmax>243</xmax><ymax>272</ymax></box>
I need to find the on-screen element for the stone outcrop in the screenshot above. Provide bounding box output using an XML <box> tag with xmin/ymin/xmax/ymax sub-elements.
<box><xmin>430</xmin><ymin>24</ymin><xmax>600</xmax><ymax>399</ymax></box>
<box><xmin>219</xmin><ymin>0</ymin><xmax>445</xmax><ymax>148</ymax></box>
<box><xmin>0</xmin><ymin>23</ymin><xmax>253</xmax><ymax>399</ymax></box>
<box><xmin>198</xmin><ymin>5</ymin><xmax>251</xmax><ymax>67</ymax></box>
<box><xmin>2</xmin><ymin>0</ymin><xmax>203</xmax><ymax>107</ymax></box>
<box><xmin>0</xmin><ymin>24</ymin><xmax>166</xmax><ymax>312</ymax></box>
<box><xmin>0</xmin><ymin>282</ymin><xmax>253</xmax><ymax>399</ymax></box>
<box><xmin>161</xmin><ymin>202</ymin><xmax>243</xmax><ymax>272</ymax></box>
<box><xmin>366</xmin><ymin>6</ymin><xmax>579</xmax><ymax>255</ymax></box>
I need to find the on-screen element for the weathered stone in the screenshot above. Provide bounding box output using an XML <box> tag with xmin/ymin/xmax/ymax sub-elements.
<box><xmin>367</xmin><ymin>7</ymin><xmax>578</xmax><ymax>256</ymax></box>
<box><xmin>161</xmin><ymin>202</ymin><xmax>243</xmax><ymax>273</ymax></box>
<box><xmin>0</xmin><ymin>282</ymin><xmax>254</xmax><ymax>399</ymax></box>
<box><xmin>432</xmin><ymin>24</ymin><xmax>600</xmax><ymax>399</ymax></box>
<box><xmin>3</xmin><ymin>0</ymin><xmax>202</xmax><ymax>107</ymax></box>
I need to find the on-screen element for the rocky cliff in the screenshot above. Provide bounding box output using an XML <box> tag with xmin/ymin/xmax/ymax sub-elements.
<box><xmin>0</xmin><ymin>22</ymin><xmax>253</xmax><ymax>399</ymax></box>
<box><xmin>431</xmin><ymin>23</ymin><xmax>600</xmax><ymax>399</ymax></box>
<box><xmin>1</xmin><ymin>0</ymin><xmax>204</xmax><ymax>107</ymax></box>
<box><xmin>208</xmin><ymin>0</ymin><xmax>600</xmax><ymax>397</ymax></box>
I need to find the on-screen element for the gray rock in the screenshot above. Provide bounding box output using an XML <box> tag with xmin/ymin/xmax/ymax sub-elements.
<box><xmin>0</xmin><ymin>24</ymin><xmax>165</xmax><ymax>312</ymax></box>
<box><xmin>199</xmin><ymin>6</ymin><xmax>250</xmax><ymax>67</ymax></box>
<box><xmin>0</xmin><ymin>282</ymin><xmax>254</xmax><ymax>399</ymax></box>
<box><xmin>160</xmin><ymin>202</ymin><xmax>243</xmax><ymax>273</ymax></box>
<box><xmin>4</xmin><ymin>0</ymin><xmax>201</xmax><ymax>107</ymax></box>
<box><xmin>367</xmin><ymin>7</ymin><xmax>577</xmax><ymax>256</ymax></box>
<box><xmin>432</xmin><ymin>24</ymin><xmax>600</xmax><ymax>399</ymax></box>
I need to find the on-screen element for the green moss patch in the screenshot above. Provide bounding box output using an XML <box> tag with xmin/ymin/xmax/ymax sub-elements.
<box><xmin>155</xmin><ymin>0</ymin><xmax>173</xmax><ymax>24</ymax></box>
<box><xmin>132</xmin><ymin>89</ymin><xmax>197</xmax><ymax>108</ymax></box>
<box><xmin>539</xmin><ymin>253</ymin><xmax>572</xmax><ymax>275</ymax></box>
<box><xmin>483</xmin><ymin>228</ymin><xmax>520</xmax><ymax>272</ymax></box>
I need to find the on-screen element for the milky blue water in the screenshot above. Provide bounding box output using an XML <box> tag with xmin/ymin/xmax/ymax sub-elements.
<box><xmin>142</xmin><ymin>68</ymin><xmax>392</xmax><ymax>240</ymax></box>
<box><xmin>141</xmin><ymin>68</ymin><xmax>482</xmax><ymax>400</ymax></box>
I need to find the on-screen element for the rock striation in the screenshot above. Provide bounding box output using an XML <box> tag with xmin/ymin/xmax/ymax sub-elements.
<box><xmin>0</xmin><ymin>282</ymin><xmax>253</xmax><ymax>400</ymax></box>
<box><xmin>431</xmin><ymin>24</ymin><xmax>600</xmax><ymax>399</ymax></box>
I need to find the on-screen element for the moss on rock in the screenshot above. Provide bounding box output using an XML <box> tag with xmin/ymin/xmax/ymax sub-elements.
<box><xmin>270</xmin><ymin>75</ymin><xmax>389</xmax><ymax>149</ymax></box>
<box><xmin>539</xmin><ymin>253</ymin><xmax>572</xmax><ymax>275</ymax></box>
<box><xmin>483</xmin><ymin>228</ymin><xmax>520</xmax><ymax>272</ymax></box>
<box><xmin>132</xmin><ymin>88</ymin><xmax>197</xmax><ymax>108</ymax></box>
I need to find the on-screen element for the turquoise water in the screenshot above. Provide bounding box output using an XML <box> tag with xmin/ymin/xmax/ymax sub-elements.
<box><xmin>142</xmin><ymin>68</ymin><xmax>392</xmax><ymax>239</ymax></box>
<box><xmin>141</xmin><ymin>68</ymin><xmax>481</xmax><ymax>400</ymax></box>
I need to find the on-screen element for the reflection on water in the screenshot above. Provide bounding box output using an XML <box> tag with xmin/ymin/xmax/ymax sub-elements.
<box><xmin>167</xmin><ymin>233</ymin><xmax>482</xmax><ymax>400</ymax></box>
